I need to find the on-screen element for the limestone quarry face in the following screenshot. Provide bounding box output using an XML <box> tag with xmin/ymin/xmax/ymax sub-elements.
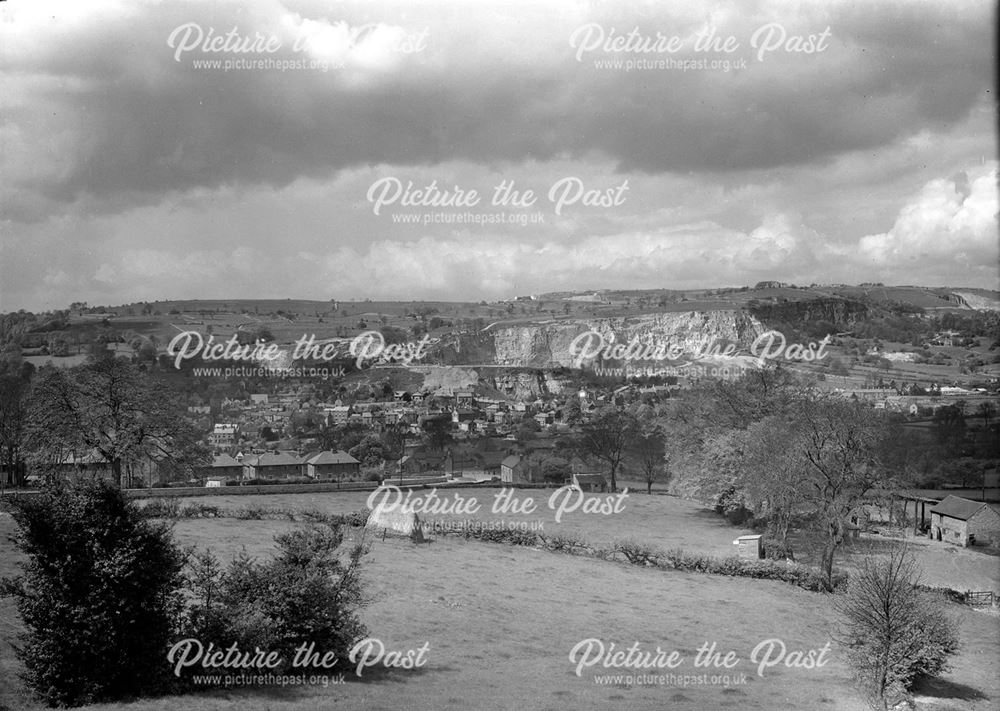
<box><xmin>437</xmin><ymin>311</ymin><xmax>769</xmax><ymax>368</ymax></box>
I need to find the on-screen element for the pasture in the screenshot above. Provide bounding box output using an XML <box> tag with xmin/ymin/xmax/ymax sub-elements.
<box><xmin>1</xmin><ymin>491</ymin><xmax>999</xmax><ymax>711</ymax></box>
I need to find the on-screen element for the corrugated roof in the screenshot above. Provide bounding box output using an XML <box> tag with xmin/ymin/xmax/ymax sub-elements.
<box><xmin>930</xmin><ymin>495</ymin><xmax>988</xmax><ymax>521</ymax></box>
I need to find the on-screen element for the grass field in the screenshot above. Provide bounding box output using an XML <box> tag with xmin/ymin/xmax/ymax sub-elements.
<box><xmin>164</xmin><ymin>488</ymin><xmax>756</xmax><ymax>558</ymax></box>
<box><xmin>2</xmin><ymin>492</ymin><xmax>999</xmax><ymax>711</ymax></box>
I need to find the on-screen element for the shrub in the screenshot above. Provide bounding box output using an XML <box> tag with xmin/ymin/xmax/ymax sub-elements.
<box><xmin>180</xmin><ymin>502</ymin><xmax>220</xmax><ymax>518</ymax></box>
<box><xmin>762</xmin><ymin>537</ymin><xmax>795</xmax><ymax>561</ymax></box>
<box><xmin>542</xmin><ymin>532</ymin><xmax>591</xmax><ymax>555</ymax></box>
<box><xmin>139</xmin><ymin>498</ymin><xmax>181</xmax><ymax>519</ymax></box>
<box><xmin>835</xmin><ymin>547</ymin><xmax>959</xmax><ymax>710</ymax></box>
<box><xmin>182</xmin><ymin>523</ymin><xmax>369</xmax><ymax>680</ymax></box>
<box><xmin>614</xmin><ymin>539</ymin><xmax>661</xmax><ymax>566</ymax></box>
<box><xmin>1</xmin><ymin>481</ymin><xmax>186</xmax><ymax>706</ymax></box>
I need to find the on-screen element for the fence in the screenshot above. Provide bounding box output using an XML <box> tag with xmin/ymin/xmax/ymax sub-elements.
<box><xmin>964</xmin><ymin>590</ymin><xmax>995</xmax><ymax>607</ymax></box>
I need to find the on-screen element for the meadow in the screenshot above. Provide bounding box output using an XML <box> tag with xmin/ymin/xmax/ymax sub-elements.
<box><xmin>2</xmin><ymin>491</ymin><xmax>999</xmax><ymax>710</ymax></box>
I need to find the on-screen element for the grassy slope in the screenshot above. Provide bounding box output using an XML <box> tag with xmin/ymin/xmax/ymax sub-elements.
<box><xmin>2</xmin><ymin>493</ymin><xmax>998</xmax><ymax>711</ymax></box>
<box><xmin>163</xmin><ymin>489</ymin><xmax>757</xmax><ymax>557</ymax></box>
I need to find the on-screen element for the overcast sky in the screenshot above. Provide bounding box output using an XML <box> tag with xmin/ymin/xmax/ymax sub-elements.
<box><xmin>1</xmin><ymin>0</ymin><xmax>997</xmax><ymax>311</ymax></box>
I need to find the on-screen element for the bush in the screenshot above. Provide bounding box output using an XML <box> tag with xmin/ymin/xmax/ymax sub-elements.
<box><xmin>139</xmin><ymin>498</ymin><xmax>181</xmax><ymax>519</ymax></box>
<box><xmin>180</xmin><ymin>502</ymin><xmax>220</xmax><ymax>518</ymax></box>
<box><xmin>1</xmin><ymin>481</ymin><xmax>186</xmax><ymax>706</ymax></box>
<box><xmin>182</xmin><ymin>523</ymin><xmax>369</xmax><ymax>680</ymax></box>
<box><xmin>541</xmin><ymin>532</ymin><xmax>591</xmax><ymax>555</ymax></box>
<box><xmin>762</xmin><ymin>537</ymin><xmax>795</xmax><ymax>561</ymax></box>
<box><xmin>835</xmin><ymin>547</ymin><xmax>959</xmax><ymax>709</ymax></box>
<box><xmin>615</xmin><ymin>539</ymin><xmax>661</xmax><ymax>566</ymax></box>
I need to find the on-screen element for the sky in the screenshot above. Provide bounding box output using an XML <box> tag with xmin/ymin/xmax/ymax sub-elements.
<box><xmin>1</xmin><ymin>0</ymin><xmax>997</xmax><ymax>312</ymax></box>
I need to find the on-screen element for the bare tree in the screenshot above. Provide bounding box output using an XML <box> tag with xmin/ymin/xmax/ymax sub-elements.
<box><xmin>794</xmin><ymin>396</ymin><xmax>898</xmax><ymax>589</ymax></box>
<box><xmin>579</xmin><ymin>407</ymin><xmax>638</xmax><ymax>492</ymax></box>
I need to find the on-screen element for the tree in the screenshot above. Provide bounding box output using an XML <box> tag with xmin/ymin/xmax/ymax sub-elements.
<box><xmin>794</xmin><ymin>397</ymin><xmax>898</xmax><ymax>588</ymax></box>
<box><xmin>563</xmin><ymin>396</ymin><xmax>583</xmax><ymax>425</ymax></box>
<box><xmin>731</xmin><ymin>416</ymin><xmax>810</xmax><ymax>543</ymax></box>
<box><xmin>421</xmin><ymin>414</ymin><xmax>452</xmax><ymax>451</ymax></box>
<box><xmin>539</xmin><ymin>455</ymin><xmax>571</xmax><ymax>484</ymax></box>
<box><xmin>1</xmin><ymin>480</ymin><xmax>186</xmax><ymax>706</ymax></box>
<box><xmin>579</xmin><ymin>407</ymin><xmax>638</xmax><ymax>492</ymax></box>
<box><xmin>932</xmin><ymin>404</ymin><xmax>967</xmax><ymax>457</ymax></box>
<box><xmin>349</xmin><ymin>434</ymin><xmax>388</xmax><ymax>467</ymax></box>
<box><xmin>27</xmin><ymin>359</ymin><xmax>208</xmax><ymax>486</ymax></box>
<box><xmin>0</xmin><ymin>369</ymin><xmax>32</xmax><ymax>488</ymax></box>
<box><xmin>835</xmin><ymin>546</ymin><xmax>959</xmax><ymax>710</ymax></box>
<box><xmin>380</xmin><ymin>423</ymin><xmax>408</xmax><ymax>462</ymax></box>
<box><xmin>632</xmin><ymin>423</ymin><xmax>667</xmax><ymax>495</ymax></box>
<box><xmin>183</xmin><ymin>524</ymin><xmax>368</xmax><ymax>680</ymax></box>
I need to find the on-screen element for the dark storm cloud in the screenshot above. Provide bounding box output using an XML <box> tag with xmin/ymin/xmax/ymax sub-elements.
<box><xmin>1</xmin><ymin>0</ymin><xmax>994</xmax><ymax>219</ymax></box>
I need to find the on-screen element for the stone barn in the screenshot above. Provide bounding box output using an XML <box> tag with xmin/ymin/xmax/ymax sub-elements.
<box><xmin>929</xmin><ymin>496</ymin><xmax>1000</xmax><ymax>547</ymax></box>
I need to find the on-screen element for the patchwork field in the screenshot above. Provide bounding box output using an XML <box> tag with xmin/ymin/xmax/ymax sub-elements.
<box><xmin>2</xmin><ymin>493</ymin><xmax>999</xmax><ymax>711</ymax></box>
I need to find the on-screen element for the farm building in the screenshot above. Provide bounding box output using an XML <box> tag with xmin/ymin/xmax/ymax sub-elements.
<box><xmin>572</xmin><ymin>473</ymin><xmax>607</xmax><ymax>492</ymax></box>
<box><xmin>500</xmin><ymin>455</ymin><xmax>530</xmax><ymax>485</ymax></box>
<box><xmin>929</xmin><ymin>496</ymin><xmax>1000</xmax><ymax>547</ymax></box>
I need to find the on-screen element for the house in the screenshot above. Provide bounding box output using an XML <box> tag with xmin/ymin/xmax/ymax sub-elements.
<box><xmin>305</xmin><ymin>450</ymin><xmax>361</xmax><ymax>480</ymax></box>
<box><xmin>196</xmin><ymin>453</ymin><xmax>244</xmax><ymax>481</ymax></box>
<box><xmin>55</xmin><ymin>450</ymin><xmax>113</xmax><ymax>481</ymax></box>
<box><xmin>326</xmin><ymin>406</ymin><xmax>352</xmax><ymax>424</ymax></box>
<box><xmin>398</xmin><ymin>450</ymin><xmax>448</xmax><ymax>474</ymax></box>
<box><xmin>209</xmin><ymin>424</ymin><xmax>239</xmax><ymax>448</ymax></box>
<box><xmin>572</xmin><ymin>473</ymin><xmax>607</xmax><ymax>492</ymax></box>
<box><xmin>929</xmin><ymin>496</ymin><xmax>1000</xmax><ymax>547</ymax></box>
<box><xmin>500</xmin><ymin>455</ymin><xmax>530</xmax><ymax>485</ymax></box>
<box><xmin>250</xmin><ymin>394</ymin><xmax>269</xmax><ymax>405</ymax></box>
<box><xmin>205</xmin><ymin>476</ymin><xmax>228</xmax><ymax>488</ymax></box>
<box><xmin>533</xmin><ymin>412</ymin><xmax>553</xmax><ymax>427</ymax></box>
<box><xmin>246</xmin><ymin>451</ymin><xmax>303</xmax><ymax>480</ymax></box>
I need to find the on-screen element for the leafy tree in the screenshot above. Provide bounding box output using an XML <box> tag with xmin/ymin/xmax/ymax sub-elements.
<box><xmin>835</xmin><ymin>546</ymin><xmax>959</xmax><ymax>710</ymax></box>
<box><xmin>632</xmin><ymin>422</ymin><xmax>667</xmax><ymax>495</ymax></box>
<box><xmin>349</xmin><ymin>434</ymin><xmax>388</xmax><ymax>467</ymax></box>
<box><xmin>562</xmin><ymin>396</ymin><xmax>583</xmax><ymax>425</ymax></box>
<box><xmin>1</xmin><ymin>480</ymin><xmax>186</xmax><ymax>706</ymax></box>
<box><xmin>27</xmin><ymin>359</ymin><xmax>208</xmax><ymax>486</ymax></box>
<box><xmin>421</xmin><ymin>414</ymin><xmax>452</xmax><ymax>451</ymax></box>
<box><xmin>579</xmin><ymin>407</ymin><xmax>638</xmax><ymax>492</ymax></box>
<box><xmin>380</xmin><ymin>423</ymin><xmax>408</xmax><ymax>462</ymax></box>
<box><xmin>539</xmin><ymin>455</ymin><xmax>570</xmax><ymax>484</ymax></box>
<box><xmin>183</xmin><ymin>523</ymin><xmax>368</xmax><ymax>680</ymax></box>
<box><xmin>0</xmin><ymin>369</ymin><xmax>32</xmax><ymax>488</ymax></box>
<box><xmin>933</xmin><ymin>405</ymin><xmax>967</xmax><ymax>457</ymax></box>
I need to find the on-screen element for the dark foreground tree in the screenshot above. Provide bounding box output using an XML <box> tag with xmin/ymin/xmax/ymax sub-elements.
<box><xmin>1</xmin><ymin>481</ymin><xmax>185</xmax><ymax>706</ymax></box>
<box><xmin>835</xmin><ymin>546</ymin><xmax>959</xmax><ymax>710</ymax></box>
<box><xmin>182</xmin><ymin>523</ymin><xmax>369</xmax><ymax>677</ymax></box>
